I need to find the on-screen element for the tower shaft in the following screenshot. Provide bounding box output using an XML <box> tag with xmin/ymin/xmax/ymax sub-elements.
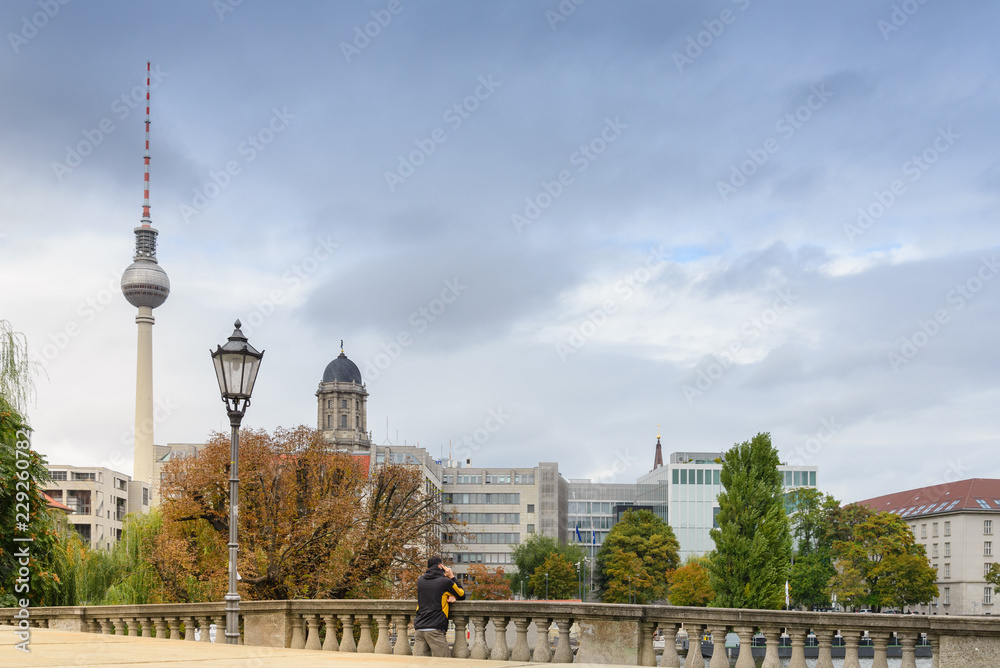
<box><xmin>133</xmin><ymin>307</ymin><xmax>155</xmax><ymax>486</ymax></box>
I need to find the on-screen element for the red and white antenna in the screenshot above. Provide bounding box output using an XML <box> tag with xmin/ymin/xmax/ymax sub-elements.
<box><xmin>141</xmin><ymin>61</ymin><xmax>152</xmax><ymax>227</ymax></box>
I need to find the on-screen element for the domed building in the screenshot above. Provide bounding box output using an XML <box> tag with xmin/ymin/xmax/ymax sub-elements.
<box><xmin>316</xmin><ymin>345</ymin><xmax>371</xmax><ymax>451</ymax></box>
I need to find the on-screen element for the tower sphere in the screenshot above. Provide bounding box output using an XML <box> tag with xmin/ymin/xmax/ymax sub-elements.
<box><xmin>121</xmin><ymin>259</ymin><xmax>170</xmax><ymax>308</ymax></box>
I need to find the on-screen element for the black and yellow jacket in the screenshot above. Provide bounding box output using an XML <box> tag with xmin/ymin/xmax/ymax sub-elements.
<box><xmin>414</xmin><ymin>567</ymin><xmax>465</xmax><ymax>631</ymax></box>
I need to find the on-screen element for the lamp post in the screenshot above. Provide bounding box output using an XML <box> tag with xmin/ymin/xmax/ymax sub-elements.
<box><xmin>545</xmin><ymin>572</ymin><xmax>549</xmax><ymax>601</ymax></box>
<box><xmin>210</xmin><ymin>320</ymin><xmax>264</xmax><ymax>645</ymax></box>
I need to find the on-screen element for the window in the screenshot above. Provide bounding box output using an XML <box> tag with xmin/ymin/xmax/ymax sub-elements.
<box><xmin>50</xmin><ymin>470</ymin><xmax>67</xmax><ymax>481</ymax></box>
<box><xmin>72</xmin><ymin>472</ymin><xmax>96</xmax><ymax>481</ymax></box>
<box><xmin>341</xmin><ymin>399</ymin><xmax>347</xmax><ymax>409</ymax></box>
<box><xmin>515</xmin><ymin>474</ymin><xmax>535</xmax><ymax>485</ymax></box>
<box><xmin>340</xmin><ymin>414</ymin><xmax>347</xmax><ymax>428</ymax></box>
<box><xmin>809</xmin><ymin>470</ymin><xmax>816</xmax><ymax>486</ymax></box>
<box><xmin>986</xmin><ymin>563</ymin><xmax>994</xmax><ymax>578</ymax></box>
<box><xmin>944</xmin><ymin>563</ymin><xmax>951</xmax><ymax>579</ymax></box>
<box><xmin>680</xmin><ymin>469</ymin><xmax>687</xmax><ymax>484</ymax></box>
<box><xmin>327</xmin><ymin>399</ymin><xmax>332</xmax><ymax>408</ymax></box>
<box><xmin>944</xmin><ymin>587</ymin><xmax>950</xmax><ymax>605</ymax></box>
<box><xmin>355</xmin><ymin>400</ymin><xmax>359</xmax><ymax>410</ymax></box>
<box><xmin>527</xmin><ymin>504</ymin><xmax>534</xmax><ymax>514</ymax></box>
<box><xmin>485</xmin><ymin>474</ymin><xmax>511</xmax><ymax>485</ymax></box>
<box><xmin>326</xmin><ymin>415</ymin><xmax>332</xmax><ymax>428</ymax></box>
<box><xmin>933</xmin><ymin>563</ymin><xmax>938</xmax><ymax>575</ymax></box>
<box><xmin>443</xmin><ymin>493</ymin><xmax>520</xmax><ymax>504</ymax></box>
<box><xmin>945</xmin><ymin>521</ymin><xmax>951</xmax><ymax>536</ymax></box>
<box><xmin>527</xmin><ymin>524</ymin><xmax>535</xmax><ymax>534</ymax></box>
<box><xmin>142</xmin><ymin>487</ymin><xmax>148</xmax><ymax>506</ymax></box>
<box><xmin>457</xmin><ymin>475</ymin><xmax>482</xmax><ymax>485</ymax></box>
<box><xmin>985</xmin><ymin>587</ymin><xmax>993</xmax><ymax>605</ymax></box>
<box><xmin>945</xmin><ymin>542</ymin><xmax>951</xmax><ymax>557</ymax></box>
<box><xmin>986</xmin><ymin>541</ymin><xmax>993</xmax><ymax>557</ymax></box>
<box><xmin>933</xmin><ymin>522</ymin><xmax>939</xmax><ymax>537</ymax></box>
<box><xmin>921</xmin><ymin>524</ymin><xmax>927</xmax><ymax>539</ymax></box>
<box><xmin>672</xmin><ymin>469</ymin><xmax>678</xmax><ymax>484</ymax></box>
<box><xmin>714</xmin><ymin>470</ymin><xmax>721</xmax><ymax>485</ymax></box>
<box><xmin>696</xmin><ymin>469</ymin><xmax>704</xmax><ymax>485</ymax></box>
<box><xmin>987</xmin><ymin>520</ymin><xmax>994</xmax><ymax>535</ymax></box>
<box><xmin>932</xmin><ymin>543</ymin><xmax>938</xmax><ymax>558</ymax></box>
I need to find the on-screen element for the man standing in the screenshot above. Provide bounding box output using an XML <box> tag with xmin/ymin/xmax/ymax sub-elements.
<box><xmin>413</xmin><ymin>556</ymin><xmax>465</xmax><ymax>657</ymax></box>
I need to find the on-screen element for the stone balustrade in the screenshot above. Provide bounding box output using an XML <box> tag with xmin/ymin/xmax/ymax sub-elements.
<box><xmin>5</xmin><ymin>600</ymin><xmax>1000</xmax><ymax>666</ymax></box>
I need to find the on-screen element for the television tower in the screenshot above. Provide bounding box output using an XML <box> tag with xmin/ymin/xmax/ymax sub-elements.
<box><xmin>121</xmin><ymin>62</ymin><xmax>170</xmax><ymax>503</ymax></box>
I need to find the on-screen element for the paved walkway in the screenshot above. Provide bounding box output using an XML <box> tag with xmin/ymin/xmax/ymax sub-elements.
<box><xmin>0</xmin><ymin>626</ymin><xmax>633</xmax><ymax>667</ymax></box>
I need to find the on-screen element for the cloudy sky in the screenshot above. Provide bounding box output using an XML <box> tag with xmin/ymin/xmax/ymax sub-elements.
<box><xmin>2</xmin><ymin>1</ymin><xmax>998</xmax><ymax>505</ymax></box>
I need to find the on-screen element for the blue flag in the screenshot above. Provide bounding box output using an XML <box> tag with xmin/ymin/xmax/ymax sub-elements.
<box><xmin>575</xmin><ymin>524</ymin><xmax>582</xmax><ymax>542</ymax></box>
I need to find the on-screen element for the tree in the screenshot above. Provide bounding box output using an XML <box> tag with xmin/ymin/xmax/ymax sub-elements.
<box><xmin>987</xmin><ymin>563</ymin><xmax>1000</xmax><ymax>590</ymax></box>
<box><xmin>829</xmin><ymin>511</ymin><xmax>938</xmax><ymax>611</ymax></box>
<box><xmin>596</xmin><ymin>509</ymin><xmax>679</xmax><ymax>603</ymax></box>
<box><xmin>159</xmin><ymin>425</ymin><xmax>446</xmax><ymax>601</ymax></box>
<box><xmin>0</xmin><ymin>320</ymin><xmax>65</xmax><ymax>608</ymax></box>
<box><xmin>528</xmin><ymin>552</ymin><xmax>577</xmax><ymax>600</ymax></box>
<box><xmin>602</xmin><ymin>548</ymin><xmax>659</xmax><ymax>604</ymax></box>
<box><xmin>509</xmin><ymin>533</ymin><xmax>583</xmax><ymax>598</ymax></box>
<box><xmin>787</xmin><ymin>487</ymin><xmax>840</xmax><ymax>609</ymax></box>
<box><xmin>668</xmin><ymin>556</ymin><xmax>714</xmax><ymax>606</ymax></box>
<box><xmin>708</xmin><ymin>432</ymin><xmax>792</xmax><ymax>609</ymax></box>
<box><xmin>465</xmin><ymin>564</ymin><xmax>512</xmax><ymax>600</ymax></box>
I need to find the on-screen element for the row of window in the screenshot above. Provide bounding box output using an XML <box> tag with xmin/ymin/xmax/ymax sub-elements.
<box><xmin>568</xmin><ymin>501</ymin><xmax>614</xmax><ymax>515</ymax></box>
<box><xmin>444</xmin><ymin>493</ymin><xmax>520</xmax><ymax>505</ymax></box>
<box><xmin>783</xmin><ymin>470</ymin><xmax>817</xmax><ymax>488</ymax></box>
<box><xmin>442</xmin><ymin>474</ymin><xmax>536</xmax><ymax>485</ymax></box>
<box><xmin>49</xmin><ymin>471</ymin><xmax>97</xmax><ymax>482</ymax></box>
<box><xmin>910</xmin><ymin>520</ymin><xmax>1000</xmax><ymax>539</ymax></box>
<box><xmin>326</xmin><ymin>414</ymin><xmax>360</xmax><ymax>429</ymax></box>
<box><xmin>673</xmin><ymin>469</ymin><xmax>721</xmax><ymax>486</ymax></box>
<box><xmin>442</xmin><ymin>532</ymin><xmax>520</xmax><ymax>545</ymax></box>
<box><xmin>451</xmin><ymin>552</ymin><xmax>514</xmax><ymax>564</ymax></box>
<box><xmin>446</xmin><ymin>513</ymin><xmax>520</xmax><ymax>524</ymax></box>
<box><xmin>936</xmin><ymin>587</ymin><xmax>994</xmax><ymax>606</ymax></box>
<box><xmin>569</xmin><ymin>516</ymin><xmax>614</xmax><ymax>530</ymax></box>
<box><xmin>326</xmin><ymin>398</ymin><xmax>360</xmax><ymax>410</ymax></box>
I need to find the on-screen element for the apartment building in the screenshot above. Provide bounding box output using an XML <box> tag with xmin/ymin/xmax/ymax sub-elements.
<box><xmin>44</xmin><ymin>465</ymin><xmax>139</xmax><ymax>549</ymax></box>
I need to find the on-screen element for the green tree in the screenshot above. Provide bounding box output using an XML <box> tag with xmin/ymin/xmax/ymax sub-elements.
<box><xmin>509</xmin><ymin>533</ymin><xmax>583</xmax><ymax>598</ymax></box>
<box><xmin>787</xmin><ymin>487</ymin><xmax>840</xmax><ymax>609</ymax></box>
<box><xmin>596</xmin><ymin>509</ymin><xmax>679</xmax><ymax>603</ymax></box>
<box><xmin>987</xmin><ymin>563</ymin><xmax>1000</xmax><ymax>590</ymax></box>
<box><xmin>829</xmin><ymin>511</ymin><xmax>938</xmax><ymax>611</ymax></box>
<box><xmin>602</xmin><ymin>548</ymin><xmax>659</xmax><ymax>604</ymax></box>
<box><xmin>0</xmin><ymin>320</ymin><xmax>66</xmax><ymax>608</ymax></box>
<box><xmin>667</xmin><ymin>556</ymin><xmax>714</xmax><ymax>606</ymax></box>
<box><xmin>528</xmin><ymin>552</ymin><xmax>577</xmax><ymax>600</ymax></box>
<box><xmin>708</xmin><ymin>432</ymin><xmax>792</xmax><ymax>609</ymax></box>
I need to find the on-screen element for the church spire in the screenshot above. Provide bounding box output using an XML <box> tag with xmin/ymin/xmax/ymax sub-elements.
<box><xmin>653</xmin><ymin>425</ymin><xmax>663</xmax><ymax>470</ymax></box>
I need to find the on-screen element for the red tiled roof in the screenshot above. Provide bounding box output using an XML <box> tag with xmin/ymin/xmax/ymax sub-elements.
<box><xmin>857</xmin><ymin>478</ymin><xmax>1000</xmax><ymax>519</ymax></box>
<box><xmin>43</xmin><ymin>493</ymin><xmax>73</xmax><ymax>514</ymax></box>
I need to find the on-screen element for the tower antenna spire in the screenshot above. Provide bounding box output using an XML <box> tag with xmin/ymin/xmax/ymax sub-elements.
<box><xmin>141</xmin><ymin>61</ymin><xmax>152</xmax><ymax>226</ymax></box>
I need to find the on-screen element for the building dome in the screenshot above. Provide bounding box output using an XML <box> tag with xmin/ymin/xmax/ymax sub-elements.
<box><xmin>322</xmin><ymin>352</ymin><xmax>362</xmax><ymax>385</ymax></box>
<box><xmin>121</xmin><ymin>259</ymin><xmax>170</xmax><ymax>309</ymax></box>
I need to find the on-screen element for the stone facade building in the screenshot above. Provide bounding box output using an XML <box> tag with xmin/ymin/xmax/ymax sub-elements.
<box><xmin>43</xmin><ymin>465</ymin><xmax>139</xmax><ymax>549</ymax></box>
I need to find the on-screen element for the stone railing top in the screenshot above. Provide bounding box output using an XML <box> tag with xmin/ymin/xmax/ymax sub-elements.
<box><xmin>5</xmin><ymin>600</ymin><xmax>1000</xmax><ymax>637</ymax></box>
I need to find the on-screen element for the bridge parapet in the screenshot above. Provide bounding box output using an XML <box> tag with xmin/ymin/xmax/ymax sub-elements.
<box><xmin>4</xmin><ymin>600</ymin><xmax>1000</xmax><ymax>666</ymax></box>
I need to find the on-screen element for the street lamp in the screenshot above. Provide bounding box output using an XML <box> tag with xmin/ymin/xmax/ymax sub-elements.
<box><xmin>210</xmin><ymin>320</ymin><xmax>264</xmax><ymax>645</ymax></box>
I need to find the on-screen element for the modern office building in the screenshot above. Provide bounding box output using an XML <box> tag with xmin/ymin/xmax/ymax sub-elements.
<box><xmin>43</xmin><ymin>465</ymin><xmax>138</xmax><ymax>549</ymax></box>
<box><xmin>858</xmin><ymin>478</ymin><xmax>1000</xmax><ymax>616</ymax></box>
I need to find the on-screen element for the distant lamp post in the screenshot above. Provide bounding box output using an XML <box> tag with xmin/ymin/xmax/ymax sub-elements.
<box><xmin>545</xmin><ymin>572</ymin><xmax>549</xmax><ymax>601</ymax></box>
<box><xmin>210</xmin><ymin>320</ymin><xmax>264</xmax><ymax>645</ymax></box>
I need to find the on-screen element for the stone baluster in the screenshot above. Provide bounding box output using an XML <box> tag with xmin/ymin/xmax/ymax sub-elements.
<box><xmin>356</xmin><ymin>614</ymin><xmax>375</xmax><ymax>653</ymax></box>
<box><xmin>152</xmin><ymin>618</ymin><xmax>166</xmax><ymax>639</ymax></box>
<box><xmin>734</xmin><ymin>626</ymin><xmax>756</xmax><ymax>668</ymax></box>
<box><xmin>304</xmin><ymin>614</ymin><xmax>322</xmax><ymax>651</ymax></box>
<box><xmin>116</xmin><ymin>617</ymin><xmax>129</xmax><ymax>636</ymax></box>
<box><xmin>638</xmin><ymin>620</ymin><xmax>656</xmax><ymax>667</ymax></box>
<box><xmin>212</xmin><ymin>616</ymin><xmax>225</xmax><ymax>643</ymax></box>
<box><xmin>815</xmin><ymin>628</ymin><xmax>835</xmax><ymax>668</ymax></box>
<box><xmin>552</xmin><ymin>617</ymin><xmax>574</xmax><ymax>664</ymax></box>
<box><xmin>490</xmin><ymin>616</ymin><xmax>510</xmax><ymax>661</ymax></box>
<box><xmin>184</xmin><ymin>616</ymin><xmax>198</xmax><ymax>641</ymax></box>
<box><xmin>289</xmin><ymin>613</ymin><xmax>306</xmax><ymax>649</ymax></box>
<box><xmin>373</xmin><ymin>614</ymin><xmax>391</xmax><ymax>654</ymax></box>
<box><xmin>139</xmin><ymin>618</ymin><xmax>152</xmax><ymax>638</ymax></box>
<box><xmin>469</xmin><ymin>615</ymin><xmax>490</xmax><ymax>659</ymax></box>
<box><xmin>167</xmin><ymin>617</ymin><xmax>181</xmax><ymax>640</ymax></box>
<box><xmin>760</xmin><ymin>627</ymin><xmax>781</xmax><ymax>668</ymax></box>
<box><xmin>84</xmin><ymin>617</ymin><xmax>99</xmax><ymax>634</ymax></box>
<box><xmin>928</xmin><ymin>633</ymin><xmax>940</xmax><ymax>668</ymax></box>
<box><xmin>659</xmin><ymin>623</ymin><xmax>681</xmax><ymax>668</ymax></box>
<box><xmin>708</xmin><ymin>626</ymin><xmax>729</xmax><ymax>668</ymax></box>
<box><xmin>786</xmin><ymin>628</ymin><xmax>808</xmax><ymax>668</ymax></box>
<box><xmin>198</xmin><ymin>617</ymin><xmax>212</xmax><ymax>642</ymax></box>
<box><xmin>338</xmin><ymin>614</ymin><xmax>356</xmax><ymax>652</ymax></box>
<box><xmin>128</xmin><ymin>617</ymin><xmax>141</xmax><ymax>637</ymax></box>
<box><xmin>452</xmin><ymin>615</ymin><xmax>470</xmax><ymax>659</ymax></box>
<box><xmin>899</xmin><ymin>633</ymin><xmax>918</xmax><ymax>668</ymax></box>
<box><xmin>870</xmin><ymin>632</ymin><xmax>890</xmax><ymax>668</ymax></box>
<box><xmin>391</xmin><ymin>614</ymin><xmax>411</xmax><ymax>655</ymax></box>
<box><xmin>322</xmin><ymin>615</ymin><xmax>339</xmax><ymax>651</ymax></box>
<box><xmin>98</xmin><ymin>618</ymin><xmax>113</xmax><ymax>635</ymax></box>
<box><xmin>510</xmin><ymin>617</ymin><xmax>532</xmax><ymax>662</ymax></box>
<box><xmin>842</xmin><ymin>630</ymin><xmax>861</xmax><ymax>668</ymax></box>
<box><xmin>532</xmin><ymin>617</ymin><xmax>552</xmax><ymax>663</ymax></box>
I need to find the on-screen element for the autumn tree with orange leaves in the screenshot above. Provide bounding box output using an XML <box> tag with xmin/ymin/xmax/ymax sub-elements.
<box><xmin>156</xmin><ymin>425</ymin><xmax>446</xmax><ymax>601</ymax></box>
